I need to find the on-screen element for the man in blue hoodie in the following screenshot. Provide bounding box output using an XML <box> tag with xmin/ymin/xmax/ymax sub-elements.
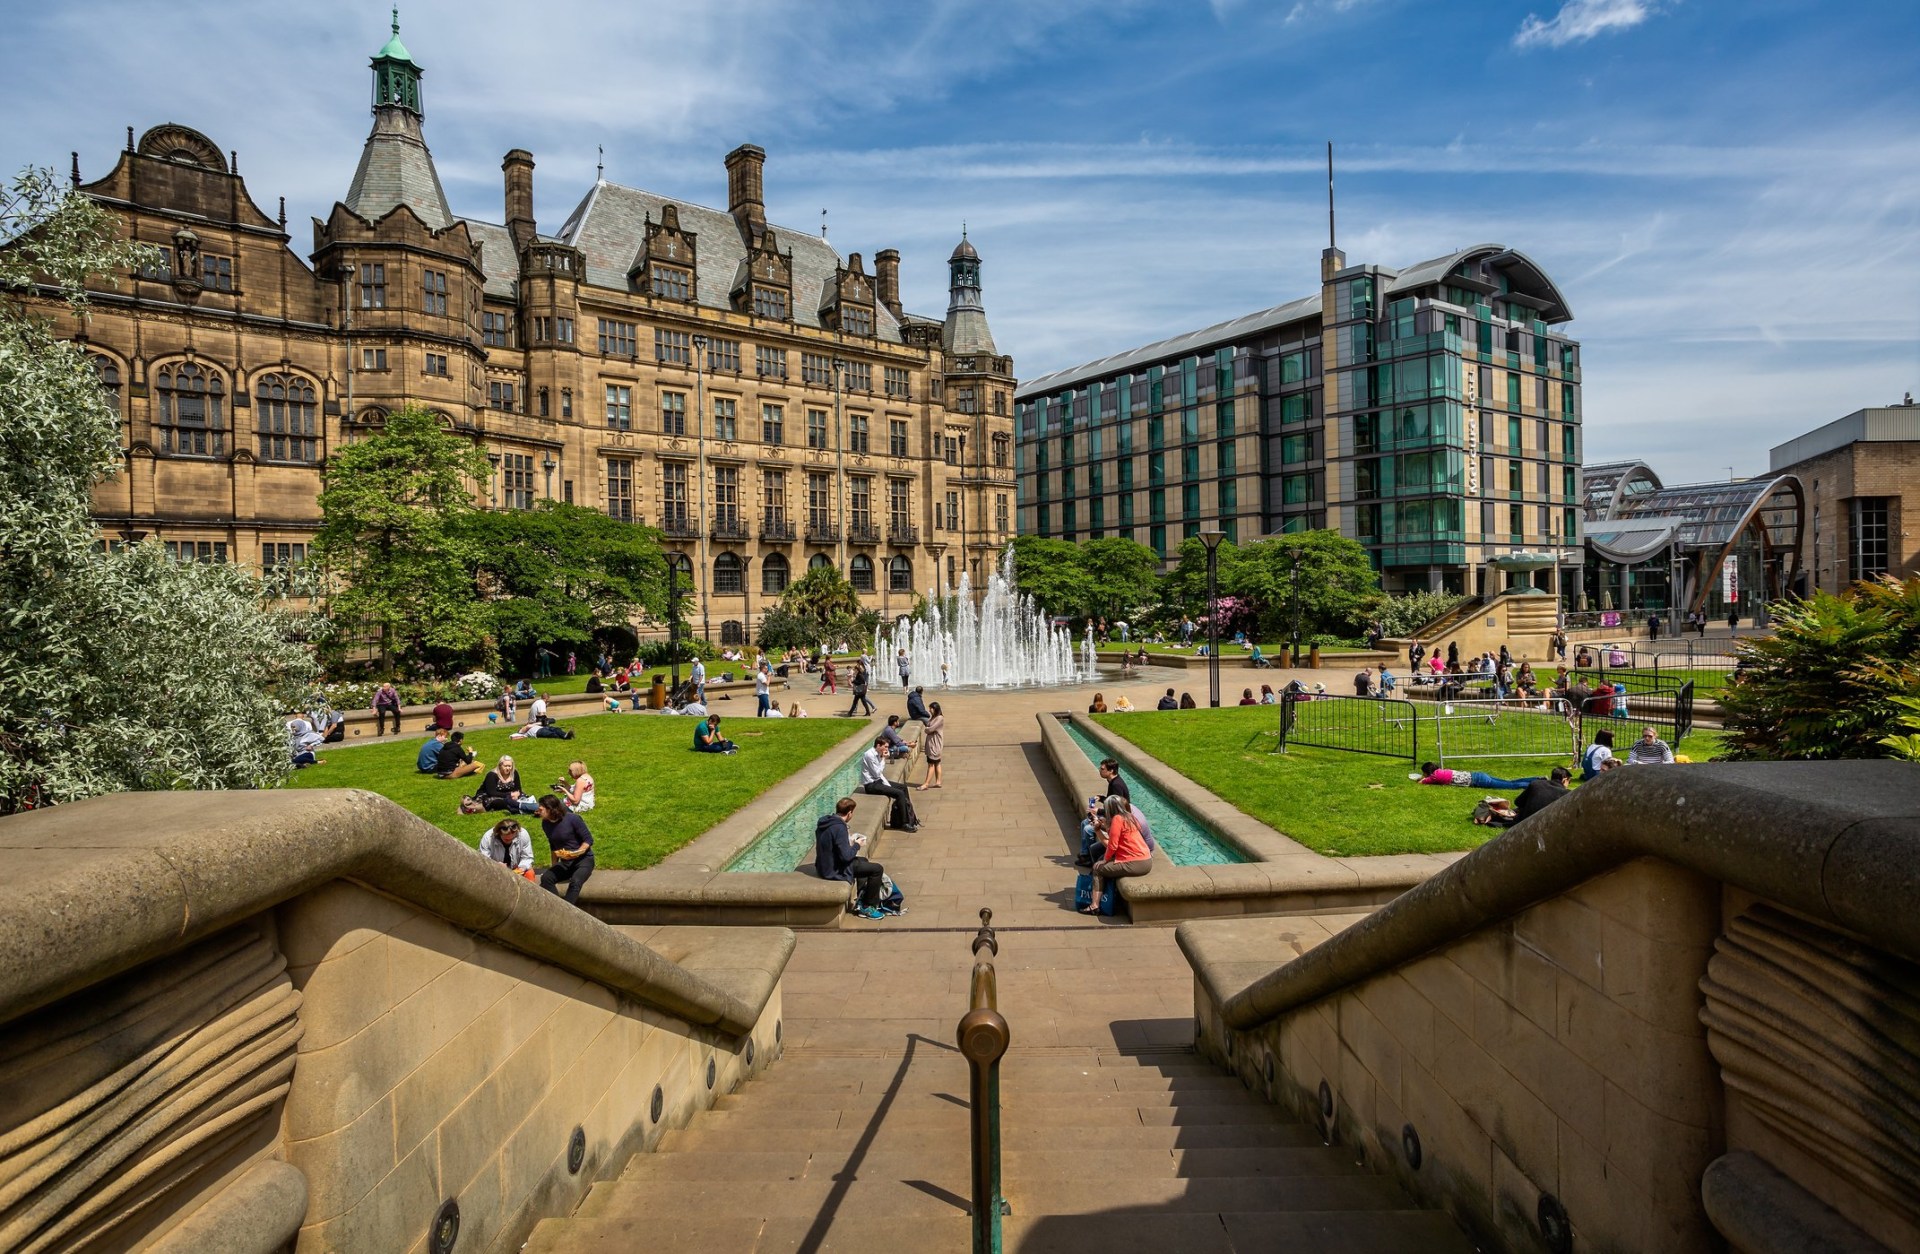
<box><xmin>815</xmin><ymin>797</ymin><xmax>886</xmax><ymax>918</ymax></box>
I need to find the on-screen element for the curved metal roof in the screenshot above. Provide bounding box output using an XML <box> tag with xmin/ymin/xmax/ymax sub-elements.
<box><xmin>1583</xmin><ymin>468</ymin><xmax>1804</xmax><ymax>566</ymax></box>
<box><xmin>1581</xmin><ymin>461</ymin><xmax>1663</xmax><ymax>519</ymax></box>
<box><xmin>1386</xmin><ymin>244</ymin><xmax>1573</xmax><ymax>323</ymax></box>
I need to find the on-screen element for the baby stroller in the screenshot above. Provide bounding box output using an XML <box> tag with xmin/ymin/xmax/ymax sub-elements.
<box><xmin>666</xmin><ymin>677</ymin><xmax>700</xmax><ymax>708</ymax></box>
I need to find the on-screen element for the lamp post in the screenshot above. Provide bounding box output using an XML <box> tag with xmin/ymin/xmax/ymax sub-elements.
<box><xmin>667</xmin><ymin>556</ymin><xmax>681</xmax><ymax>695</ymax></box>
<box><xmin>542</xmin><ymin>452</ymin><xmax>556</xmax><ymax>501</ymax></box>
<box><xmin>692</xmin><ymin>333</ymin><xmax>711</xmax><ymax>644</ymax></box>
<box><xmin>1199</xmin><ymin>527</ymin><xmax>1225</xmax><ymax>708</ymax></box>
<box><xmin>832</xmin><ymin>357</ymin><xmax>848</xmax><ymax>577</ymax></box>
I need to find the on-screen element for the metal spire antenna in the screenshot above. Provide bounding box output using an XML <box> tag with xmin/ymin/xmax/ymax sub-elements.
<box><xmin>820</xmin><ymin>208</ymin><xmax>829</xmax><ymax>240</ymax></box>
<box><xmin>596</xmin><ymin>145</ymin><xmax>604</xmax><ymax>182</ymax></box>
<box><xmin>1327</xmin><ymin>141</ymin><xmax>1336</xmax><ymax>250</ymax></box>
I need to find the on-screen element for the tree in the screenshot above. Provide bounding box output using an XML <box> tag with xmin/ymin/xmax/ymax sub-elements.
<box><xmin>1008</xmin><ymin>536</ymin><xmax>1092</xmax><ymax>619</ymax></box>
<box><xmin>1720</xmin><ymin>576</ymin><xmax>1920</xmax><ymax>760</ymax></box>
<box><xmin>1007</xmin><ymin>534</ymin><xmax>1158</xmax><ymax>621</ymax></box>
<box><xmin>311</xmin><ymin>405</ymin><xmax>491</xmax><ymax>671</ymax></box>
<box><xmin>0</xmin><ymin>168</ymin><xmax>322</xmax><ymax>812</ymax></box>
<box><xmin>763</xmin><ymin>566</ymin><xmax>876</xmax><ymax>650</ymax></box>
<box><xmin>454</xmin><ymin>503</ymin><xmax>669</xmax><ymax>671</ymax></box>
<box><xmin>1166</xmin><ymin>530</ymin><xmax>1383</xmax><ymax>641</ymax></box>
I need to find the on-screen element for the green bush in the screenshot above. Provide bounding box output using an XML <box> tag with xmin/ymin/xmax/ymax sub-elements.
<box><xmin>1374</xmin><ymin>590</ymin><xmax>1469</xmax><ymax>638</ymax></box>
<box><xmin>1719</xmin><ymin>577</ymin><xmax>1920</xmax><ymax>760</ymax></box>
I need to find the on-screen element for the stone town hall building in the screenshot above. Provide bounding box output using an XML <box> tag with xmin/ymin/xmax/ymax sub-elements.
<box><xmin>44</xmin><ymin>19</ymin><xmax>1017</xmax><ymax>643</ymax></box>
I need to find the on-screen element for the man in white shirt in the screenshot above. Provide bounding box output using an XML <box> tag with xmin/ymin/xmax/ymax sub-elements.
<box><xmin>691</xmin><ymin>657</ymin><xmax>707</xmax><ymax>703</ymax></box>
<box><xmin>528</xmin><ymin>693</ymin><xmax>548</xmax><ymax>725</ymax></box>
<box><xmin>858</xmin><ymin>736</ymin><xmax>919</xmax><ymax>831</ymax></box>
<box><xmin>755</xmin><ymin>665</ymin><xmax>771</xmax><ymax>717</ymax></box>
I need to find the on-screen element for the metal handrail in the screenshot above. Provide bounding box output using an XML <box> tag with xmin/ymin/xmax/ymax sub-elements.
<box><xmin>957</xmin><ymin>906</ymin><xmax>1009</xmax><ymax>1254</ymax></box>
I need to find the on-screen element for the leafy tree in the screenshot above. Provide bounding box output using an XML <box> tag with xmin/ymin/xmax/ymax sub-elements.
<box><xmin>763</xmin><ymin>566</ymin><xmax>876</xmax><ymax>650</ymax></box>
<box><xmin>311</xmin><ymin>405</ymin><xmax>491</xmax><ymax>671</ymax></box>
<box><xmin>1007</xmin><ymin>534</ymin><xmax>1158</xmax><ymax>621</ymax></box>
<box><xmin>1009</xmin><ymin>535</ymin><xmax>1093</xmax><ymax>618</ymax></box>
<box><xmin>454</xmin><ymin>502</ymin><xmax>669</xmax><ymax>672</ymax></box>
<box><xmin>1720</xmin><ymin>576</ymin><xmax>1920</xmax><ymax>760</ymax></box>
<box><xmin>0</xmin><ymin>168</ymin><xmax>322</xmax><ymax>812</ymax></box>
<box><xmin>1166</xmin><ymin>531</ymin><xmax>1383</xmax><ymax>642</ymax></box>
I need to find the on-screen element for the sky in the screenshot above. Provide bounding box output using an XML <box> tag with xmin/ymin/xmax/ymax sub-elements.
<box><xmin>7</xmin><ymin>0</ymin><xmax>1917</xmax><ymax>483</ymax></box>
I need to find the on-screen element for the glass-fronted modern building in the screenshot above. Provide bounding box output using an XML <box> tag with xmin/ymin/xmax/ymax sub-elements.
<box><xmin>1014</xmin><ymin>243</ymin><xmax>1584</xmax><ymax>597</ymax></box>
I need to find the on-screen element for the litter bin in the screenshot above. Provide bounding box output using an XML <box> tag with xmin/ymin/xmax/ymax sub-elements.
<box><xmin>1308</xmin><ymin>645</ymin><xmax>1321</xmax><ymax>669</ymax></box>
<box><xmin>650</xmin><ymin>676</ymin><xmax>667</xmax><ymax>710</ymax></box>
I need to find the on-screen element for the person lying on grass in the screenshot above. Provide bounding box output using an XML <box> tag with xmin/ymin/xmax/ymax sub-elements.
<box><xmin>1415</xmin><ymin>762</ymin><xmax>1545</xmax><ymax>791</ymax></box>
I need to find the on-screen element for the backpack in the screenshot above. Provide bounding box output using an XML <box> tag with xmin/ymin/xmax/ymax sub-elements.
<box><xmin>878</xmin><ymin>873</ymin><xmax>905</xmax><ymax>915</ymax></box>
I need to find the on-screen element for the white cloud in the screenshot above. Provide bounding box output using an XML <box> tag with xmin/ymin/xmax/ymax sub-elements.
<box><xmin>1514</xmin><ymin>0</ymin><xmax>1663</xmax><ymax>50</ymax></box>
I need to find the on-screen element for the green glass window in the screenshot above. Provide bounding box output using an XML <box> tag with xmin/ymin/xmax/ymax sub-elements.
<box><xmin>1279</xmin><ymin>351</ymin><xmax>1310</xmax><ymax>385</ymax></box>
<box><xmin>1281</xmin><ymin>393</ymin><xmax>1310</xmax><ymax>424</ymax></box>
<box><xmin>1562</xmin><ymin>384</ymin><xmax>1575</xmax><ymax>418</ymax></box>
<box><xmin>1508</xmin><ymin>503</ymin><xmax>1523</xmax><ymax>539</ymax></box>
<box><xmin>1564</xmin><ymin>507</ymin><xmax>1579</xmax><ymax>541</ymax></box>
<box><xmin>1148</xmin><ymin>367</ymin><xmax>1163</xmax><ymax>412</ymax></box>
<box><xmin>1150</xmin><ymin>488</ymin><xmax>1166</xmax><ymax>522</ymax></box>
<box><xmin>1063</xmin><ymin>501</ymin><xmax>1076</xmax><ymax>532</ymax></box>
<box><xmin>1217</xmin><ymin>400</ymin><xmax>1234</xmax><ymax>436</ymax></box>
<box><xmin>1117</xmin><ymin>421</ymin><xmax>1133</xmax><ymax>454</ymax></box>
<box><xmin>1181</xmin><ymin>409</ymin><xmax>1199</xmax><ymax>442</ymax></box>
<box><xmin>1118</xmin><ymin>458</ymin><xmax>1134</xmax><ymax>490</ymax></box>
<box><xmin>1506</xmin><ymin>372</ymin><xmax>1521</xmax><ymax>410</ymax></box>
<box><xmin>1181</xmin><ymin>357</ymin><xmax>1198</xmax><ymax>403</ymax></box>
<box><xmin>1151</xmin><ymin>524</ymin><xmax>1167</xmax><ymax>557</ymax></box>
<box><xmin>1148</xmin><ymin>452</ymin><xmax>1165</xmax><ymax>485</ymax></box>
<box><xmin>1090</xmin><ymin>464</ymin><xmax>1103</xmax><ymax>494</ymax></box>
<box><xmin>1219</xmin><ymin>440</ymin><xmax>1237</xmax><ymax>473</ymax></box>
<box><xmin>1281</xmin><ymin>433</ymin><xmax>1310</xmax><ymax>463</ymax></box>
<box><xmin>1282</xmin><ymin>473</ymin><xmax>1316</xmax><ymax>505</ymax></box>
<box><xmin>1507</xmin><ymin>417</ymin><xmax>1522</xmax><ymax>450</ymax></box>
<box><xmin>1356</xmin><ymin>503</ymin><xmax>1381</xmax><ymax>538</ymax></box>
<box><xmin>1348</xmin><ymin>322</ymin><xmax>1375</xmax><ymax>364</ymax></box>
<box><xmin>1036</xmin><ymin>504</ymin><xmax>1049</xmax><ymax>534</ymax></box>
<box><xmin>1089</xmin><ymin>427</ymin><xmax>1102</xmax><ymax>457</ymax></box>
<box><xmin>1562</xmin><ymin>466</ymin><xmax>1576</xmax><ymax>499</ymax></box>
<box><xmin>1091</xmin><ymin>498</ymin><xmax>1104</xmax><ymax>529</ymax></box>
<box><xmin>1562</xmin><ymin>424</ymin><xmax>1576</xmax><ymax>459</ymax></box>
<box><xmin>1215</xmin><ymin>347</ymin><xmax>1234</xmax><ymax>393</ymax></box>
<box><xmin>1062</xmin><ymin>468</ymin><xmax>1075</xmax><ymax>496</ymax></box>
<box><xmin>1349</xmin><ymin>276</ymin><xmax>1375</xmax><ymax>320</ymax></box>
<box><xmin>1059</xmin><ymin>433</ymin><xmax>1073</xmax><ymax>465</ymax></box>
<box><xmin>1148</xmin><ymin>418</ymin><xmax>1164</xmax><ymax>450</ymax></box>
<box><xmin>1182</xmin><ymin>447</ymin><xmax>1199</xmax><ymax>478</ymax></box>
<box><xmin>1119</xmin><ymin>494</ymin><xmax>1134</xmax><ymax>524</ymax></box>
<box><xmin>1220</xmin><ymin>479</ymin><xmax>1237</xmax><ymax>512</ymax></box>
<box><xmin>1508</xmin><ymin>460</ymin><xmax>1521</xmax><ymax>492</ymax></box>
<box><xmin>1182</xmin><ymin>485</ymin><xmax>1200</xmax><ymax>517</ymax></box>
<box><xmin>1477</xmin><ymin>318</ymin><xmax>1493</xmax><ymax>354</ymax></box>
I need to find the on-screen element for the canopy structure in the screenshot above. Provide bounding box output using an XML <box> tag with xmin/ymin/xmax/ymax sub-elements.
<box><xmin>1581</xmin><ymin>462</ymin><xmax>1804</xmax><ymax>616</ymax></box>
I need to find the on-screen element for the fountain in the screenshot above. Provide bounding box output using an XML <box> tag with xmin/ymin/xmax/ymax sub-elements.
<box><xmin>874</xmin><ymin>547</ymin><xmax>1091</xmax><ymax>689</ymax></box>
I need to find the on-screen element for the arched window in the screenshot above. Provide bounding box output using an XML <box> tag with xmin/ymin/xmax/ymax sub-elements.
<box><xmin>849</xmin><ymin>554</ymin><xmax>875</xmax><ymax>592</ymax></box>
<box><xmin>720</xmin><ymin>620</ymin><xmax>745</xmax><ymax>645</ymax></box>
<box><xmin>89</xmin><ymin>355</ymin><xmax>122</xmax><ymax>417</ymax></box>
<box><xmin>255</xmin><ymin>372</ymin><xmax>319</xmax><ymax>462</ymax></box>
<box><xmin>762</xmin><ymin>552</ymin><xmax>791</xmax><ymax>595</ymax></box>
<box><xmin>888</xmin><ymin>554</ymin><xmax>913</xmax><ymax>593</ymax></box>
<box><xmin>154</xmin><ymin>362</ymin><xmax>225</xmax><ymax>455</ymax></box>
<box><xmin>809</xmin><ymin>553</ymin><xmax>834</xmax><ymax>571</ymax></box>
<box><xmin>713</xmin><ymin>552</ymin><xmax>744</xmax><ymax>594</ymax></box>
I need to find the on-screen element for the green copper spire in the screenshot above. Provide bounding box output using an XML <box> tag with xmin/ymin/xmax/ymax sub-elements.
<box><xmin>371</xmin><ymin>8</ymin><xmax>423</xmax><ymax>114</ymax></box>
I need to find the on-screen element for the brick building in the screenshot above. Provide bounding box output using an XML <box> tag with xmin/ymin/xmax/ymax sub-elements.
<box><xmin>1769</xmin><ymin>400</ymin><xmax>1920</xmax><ymax>595</ymax></box>
<box><xmin>43</xmin><ymin>17</ymin><xmax>1016</xmax><ymax>643</ymax></box>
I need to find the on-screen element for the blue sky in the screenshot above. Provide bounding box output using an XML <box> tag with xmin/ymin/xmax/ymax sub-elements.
<box><xmin>8</xmin><ymin>0</ymin><xmax>1916</xmax><ymax>482</ymax></box>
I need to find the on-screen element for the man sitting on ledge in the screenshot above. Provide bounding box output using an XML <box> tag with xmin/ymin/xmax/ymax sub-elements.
<box><xmin>880</xmin><ymin>715</ymin><xmax>917</xmax><ymax>760</ymax></box>
<box><xmin>859</xmin><ymin>736</ymin><xmax>919</xmax><ymax>831</ymax></box>
<box><xmin>815</xmin><ymin>796</ymin><xmax>887</xmax><ymax>918</ymax></box>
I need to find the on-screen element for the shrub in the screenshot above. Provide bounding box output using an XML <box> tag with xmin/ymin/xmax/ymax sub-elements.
<box><xmin>1719</xmin><ymin>576</ymin><xmax>1920</xmax><ymax>760</ymax></box>
<box><xmin>453</xmin><ymin>671</ymin><xmax>501</xmax><ymax>701</ymax></box>
<box><xmin>1375</xmin><ymin>590</ymin><xmax>1469</xmax><ymax>638</ymax></box>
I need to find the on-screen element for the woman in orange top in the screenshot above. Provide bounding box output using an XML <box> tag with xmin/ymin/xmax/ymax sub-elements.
<box><xmin>1085</xmin><ymin>796</ymin><xmax>1152</xmax><ymax>912</ymax></box>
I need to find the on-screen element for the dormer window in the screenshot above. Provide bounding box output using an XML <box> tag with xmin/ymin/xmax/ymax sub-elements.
<box><xmin>753</xmin><ymin>286</ymin><xmax>788</xmax><ymax>319</ymax></box>
<box><xmin>650</xmin><ymin>266</ymin><xmax>690</xmax><ymax>301</ymax></box>
<box><xmin>842</xmin><ymin>305</ymin><xmax>873</xmax><ymax>337</ymax></box>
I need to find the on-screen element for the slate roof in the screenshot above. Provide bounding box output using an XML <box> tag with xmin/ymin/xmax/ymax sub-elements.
<box><xmin>459</xmin><ymin>218</ymin><xmax>519</xmax><ymax>299</ymax></box>
<box><xmin>555</xmin><ymin>180</ymin><xmax>904</xmax><ymax>343</ymax></box>
<box><xmin>342</xmin><ymin>107</ymin><xmax>453</xmax><ymax>231</ymax></box>
<box><xmin>1017</xmin><ymin>293</ymin><xmax>1322</xmax><ymax>399</ymax></box>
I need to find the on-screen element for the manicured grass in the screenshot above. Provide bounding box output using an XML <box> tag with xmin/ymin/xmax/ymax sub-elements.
<box><xmin>285</xmin><ymin>714</ymin><xmax>864</xmax><ymax>869</ymax></box>
<box><xmin>1091</xmin><ymin>706</ymin><xmax>1726</xmax><ymax>858</ymax></box>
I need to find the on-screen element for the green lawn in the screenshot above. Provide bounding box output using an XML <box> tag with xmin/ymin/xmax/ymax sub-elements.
<box><xmin>1091</xmin><ymin>706</ymin><xmax>1725</xmax><ymax>857</ymax></box>
<box><xmin>286</xmin><ymin>714</ymin><xmax>863</xmax><ymax>869</ymax></box>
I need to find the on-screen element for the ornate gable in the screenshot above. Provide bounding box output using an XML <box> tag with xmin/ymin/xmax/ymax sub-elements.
<box><xmin>820</xmin><ymin>252</ymin><xmax>878</xmax><ymax>337</ymax></box>
<box><xmin>632</xmin><ymin>203</ymin><xmax>696</xmax><ymax>301</ymax></box>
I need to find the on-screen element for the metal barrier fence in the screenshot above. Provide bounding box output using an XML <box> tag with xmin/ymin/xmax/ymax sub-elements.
<box><xmin>1277</xmin><ymin>693</ymin><xmax>1419</xmax><ymax>761</ymax></box>
<box><xmin>1430</xmin><ymin>698</ymin><xmax>1581</xmax><ymax>766</ymax></box>
<box><xmin>1568</xmin><ymin>639</ymin><xmax>1741</xmax><ymax>699</ymax></box>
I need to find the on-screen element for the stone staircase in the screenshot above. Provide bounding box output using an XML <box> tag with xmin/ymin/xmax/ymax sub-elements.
<box><xmin>525</xmin><ymin>1041</ymin><xmax>1475</xmax><ymax>1252</ymax></box>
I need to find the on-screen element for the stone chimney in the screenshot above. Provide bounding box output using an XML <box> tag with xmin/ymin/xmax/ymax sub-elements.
<box><xmin>874</xmin><ymin>248</ymin><xmax>903</xmax><ymax>320</ymax></box>
<box><xmin>503</xmin><ymin>149</ymin><xmax>536</xmax><ymax>251</ymax></box>
<box><xmin>725</xmin><ymin>143</ymin><xmax>766</xmax><ymax>239</ymax></box>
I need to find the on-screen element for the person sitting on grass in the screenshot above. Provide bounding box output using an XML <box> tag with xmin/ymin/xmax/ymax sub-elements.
<box><xmin>1579</xmin><ymin>728</ymin><xmax>1616</xmax><ymax>779</ymax></box>
<box><xmin>554</xmin><ymin>760</ymin><xmax>596</xmax><ymax>811</ymax></box>
<box><xmin>418</xmin><ymin>729</ymin><xmax>451</xmax><ymax>774</ymax></box>
<box><xmin>789</xmin><ymin>702</ymin><xmax>809</xmax><ymax>718</ymax></box>
<box><xmin>1089</xmin><ymin>691</ymin><xmax>1109</xmax><ymax>714</ymax></box>
<box><xmin>1179</xmin><ymin>692</ymin><xmax>1197</xmax><ymax>709</ymax></box>
<box><xmin>288</xmin><ymin>711</ymin><xmax>326</xmax><ymax>768</ymax></box>
<box><xmin>535</xmin><ymin>795</ymin><xmax>594</xmax><ymax>906</ymax></box>
<box><xmin>1416</xmin><ymin>762</ymin><xmax>1545</xmax><ymax>790</ymax></box>
<box><xmin>1238</xmin><ymin>688</ymin><xmax>1258</xmax><ymax>706</ymax></box>
<box><xmin>1157</xmin><ymin>688</ymin><xmax>1179</xmax><ymax>711</ymax></box>
<box><xmin>435</xmin><ymin>731</ymin><xmax>482</xmax><ymax>779</ymax></box>
<box><xmin>477</xmin><ymin>755</ymin><xmax>541</xmax><ymax>814</ymax></box>
<box><xmin>1258</xmin><ymin>684</ymin><xmax>1277</xmax><ymax>705</ymax></box>
<box><xmin>816</xmin><ymin>796</ymin><xmax>887</xmax><ymax>918</ymax></box>
<box><xmin>1111</xmin><ymin>695</ymin><xmax>1134</xmax><ymax>712</ymax></box>
<box><xmin>1515</xmin><ymin>767</ymin><xmax>1573</xmax><ymax>822</ymax></box>
<box><xmin>585</xmin><ymin>672</ymin><xmax>604</xmax><ymax>694</ymax></box>
<box><xmin>1250</xmin><ymin>644</ymin><xmax>1271</xmax><ymax>668</ymax></box>
<box><xmin>880</xmin><ymin>715</ymin><xmax>916</xmax><ymax>759</ymax></box>
<box><xmin>693</xmin><ymin>714</ymin><xmax>737</xmax><ymax>754</ymax></box>
<box><xmin>1084</xmin><ymin>795</ymin><xmax>1153</xmax><ymax>913</ymax></box>
<box><xmin>1626</xmin><ymin>725</ymin><xmax>1675</xmax><ymax>765</ymax></box>
<box><xmin>477</xmin><ymin>817</ymin><xmax>536</xmax><ymax>878</ymax></box>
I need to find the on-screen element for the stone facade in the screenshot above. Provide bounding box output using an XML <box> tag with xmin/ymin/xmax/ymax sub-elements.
<box><xmin>42</xmin><ymin>18</ymin><xmax>1017</xmax><ymax>642</ymax></box>
<box><xmin>1768</xmin><ymin>403</ymin><xmax>1920</xmax><ymax>596</ymax></box>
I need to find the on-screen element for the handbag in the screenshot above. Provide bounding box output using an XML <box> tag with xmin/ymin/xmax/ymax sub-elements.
<box><xmin>1073</xmin><ymin>872</ymin><xmax>1118</xmax><ymax>916</ymax></box>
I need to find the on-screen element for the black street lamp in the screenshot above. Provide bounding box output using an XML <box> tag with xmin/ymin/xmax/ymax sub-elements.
<box><xmin>1199</xmin><ymin>527</ymin><xmax>1225</xmax><ymax>708</ymax></box>
<box><xmin>667</xmin><ymin>556</ymin><xmax>682</xmax><ymax>696</ymax></box>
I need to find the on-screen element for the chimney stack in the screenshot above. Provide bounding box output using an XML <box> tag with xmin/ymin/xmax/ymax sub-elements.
<box><xmin>503</xmin><ymin>149</ymin><xmax>536</xmax><ymax>251</ymax></box>
<box><xmin>874</xmin><ymin>249</ymin><xmax>903</xmax><ymax>320</ymax></box>
<box><xmin>725</xmin><ymin>143</ymin><xmax>766</xmax><ymax>239</ymax></box>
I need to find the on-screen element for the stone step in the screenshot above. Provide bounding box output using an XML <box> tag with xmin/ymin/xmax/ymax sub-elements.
<box><xmin>656</xmin><ymin>1121</ymin><xmax>1328</xmax><ymax>1154</ymax></box>
<box><xmin>741</xmin><ymin>1067</ymin><xmax>1250</xmax><ymax>1095</ymax></box>
<box><xmin>683</xmin><ymin>1101</ymin><xmax>1294</xmax><ymax>1132</ymax></box>
<box><xmin>528</xmin><ymin>1206</ymin><xmax>1476</xmax><ymax>1254</ymax></box>
<box><xmin>575</xmin><ymin>1173</ymin><xmax>1412</xmax><ymax>1221</ymax></box>
<box><xmin>709</xmin><ymin>1085</ymin><xmax>1256</xmax><ymax>1111</ymax></box>
<box><xmin>618</xmin><ymin>1146</ymin><xmax>1366</xmax><ymax>1185</ymax></box>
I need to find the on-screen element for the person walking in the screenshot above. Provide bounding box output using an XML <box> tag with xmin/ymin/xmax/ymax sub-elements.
<box><xmin>917</xmin><ymin>702</ymin><xmax>945</xmax><ymax>790</ymax></box>
<box><xmin>1647</xmin><ymin>613</ymin><xmax>1661</xmax><ymax>642</ymax></box>
<box><xmin>566</xmin><ymin>651</ymin><xmax>577</xmax><ymax>675</ymax></box>
<box><xmin>818</xmin><ymin>656</ymin><xmax>838</xmax><ymax>696</ymax></box>
<box><xmin>859</xmin><ymin>735</ymin><xmax>918</xmax><ymax>830</ymax></box>
<box><xmin>691</xmin><ymin>655</ymin><xmax>708</xmax><ymax>704</ymax></box>
<box><xmin>536</xmin><ymin>646</ymin><xmax>555</xmax><ymax>678</ymax></box>
<box><xmin>1727</xmin><ymin>608</ymin><xmax>1739</xmax><ymax>633</ymax></box>
<box><xmin>755</xmin><ymin>663</ymin><xmax>772</xmax><ymax>717</ymax></box>
<box><xmin>372</xmin><ymin>682</ymin><xmax>402</xmax><ymax>737</ymax></box>
<box><xmin>535</xmin><ymin>795</ymin><xmax>594</xmax><ymax>906</ymax></box>
<box><xmin>845</xmin><ymin>662</ymin><xmax>875</xmax><ymax>717</ymax></box>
